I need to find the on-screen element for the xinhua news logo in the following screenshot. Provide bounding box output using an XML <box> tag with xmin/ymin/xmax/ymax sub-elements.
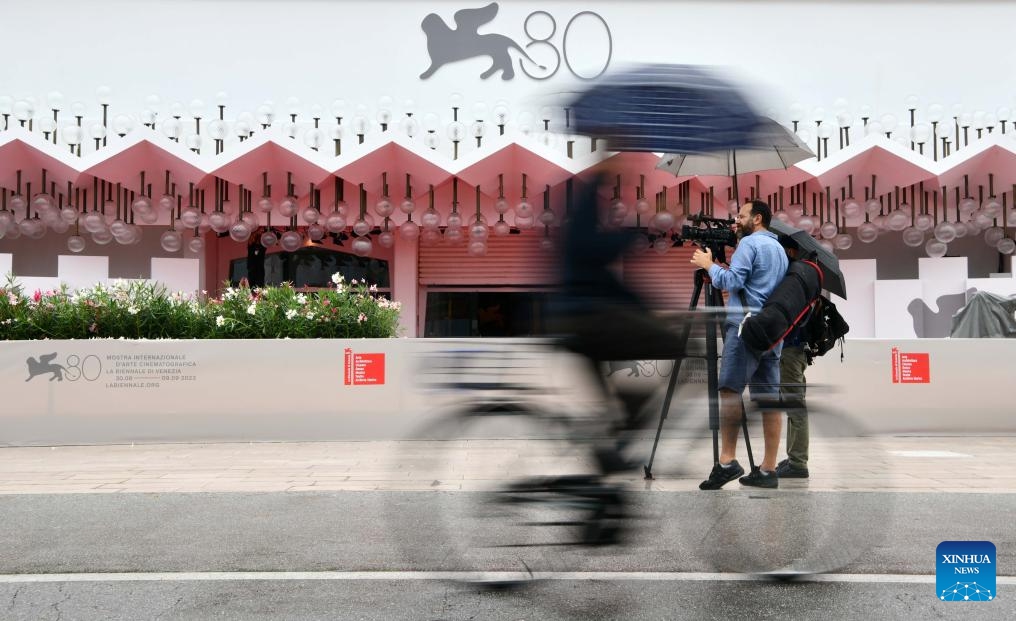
<box><xmin>937</xmin><ymin>541</ymin><xmax>996</xmax><ymax>601</ymax></box>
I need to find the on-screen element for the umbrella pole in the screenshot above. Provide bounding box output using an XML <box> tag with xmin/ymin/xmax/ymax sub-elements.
<box><xmin>731</xmin><ymin>150</ymin><xmax>740</xmax><ymax>209</ymax></box>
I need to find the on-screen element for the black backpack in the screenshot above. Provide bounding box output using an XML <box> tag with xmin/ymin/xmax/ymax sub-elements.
<box><xmin>738</xmin><ymin>255</ymin><xmax>824</xmax><ymax>357</ymax></box>
<box><xmin>802</xmin><ymin>294</ymin><xmax>849</xmax><ymax>363</ymax></box>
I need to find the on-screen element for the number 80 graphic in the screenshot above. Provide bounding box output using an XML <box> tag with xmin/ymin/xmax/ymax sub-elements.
<box><xmin>520</xmin><ymin>11</ymin><xmax>612</xmax><ymax>81</ymax></box>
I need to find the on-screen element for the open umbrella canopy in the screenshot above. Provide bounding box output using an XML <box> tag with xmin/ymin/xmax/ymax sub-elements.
<box><xmin>569</xmin><ymin>64</ymin><xmax>764</xmax><ymax>154</ymax></box>
<box><xmin>770</xmin><ymin>219</ymin><xmax>847</xmax><ymax>299</ymax></box>
<box><xmin>656</xmin><ymin>118</ymin><xmax>814</xmax><ymax>178</ymax></box>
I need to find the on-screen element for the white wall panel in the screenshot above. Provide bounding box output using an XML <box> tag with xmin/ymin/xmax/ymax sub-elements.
<box><xmin>874</xmin><ymin>280</ymin><xmax>922</xmax><ymax>338</ymax></box>
<box><xmin>57</xmin><ymin>255</ymin><xmax>109</xmax><ymax>291</ymax></box>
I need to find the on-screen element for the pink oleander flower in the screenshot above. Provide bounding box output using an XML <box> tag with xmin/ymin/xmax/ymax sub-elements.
<box><xmin>357</xmin><ymin>312</ymin><xmax>367</xmax><ymax>323</ymax></box>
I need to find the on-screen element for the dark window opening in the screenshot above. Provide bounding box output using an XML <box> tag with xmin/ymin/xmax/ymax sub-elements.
<box><xmin>424</xmin><ymin>291</ymin><xmax>551</xmax><ymax>337</ymax></box>
<box><xmin>230</xmin><ymin>247</ymin><xmax>390</xmax><ymax>289</ymax></box>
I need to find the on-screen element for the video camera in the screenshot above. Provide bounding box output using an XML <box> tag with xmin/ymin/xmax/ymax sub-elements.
<box><xmin>680</xmin><ymin>214</ymin><xmax>737</xmax><ymax>264</ymax></box>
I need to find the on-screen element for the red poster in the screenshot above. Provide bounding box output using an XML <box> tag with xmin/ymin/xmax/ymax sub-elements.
<box><xmin>891</xmin><ymin>347</ymin><xmax>930</xmax><ymax>384</ymax></box>
<box><xmin>344</xmin><ymin>348</ymin><xmax>386</xmax><ymax>386</ymax></box>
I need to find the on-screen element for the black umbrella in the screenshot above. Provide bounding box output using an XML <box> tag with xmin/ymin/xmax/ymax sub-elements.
<box><xmin>769</xmin><ymin>219</ymin><xmax>847</xmax><ymax>299</ymax></box>
<box><xmin>569</xmin><ymin>64</ymin><xmax>764</xmax><ymax>154</ymax></box>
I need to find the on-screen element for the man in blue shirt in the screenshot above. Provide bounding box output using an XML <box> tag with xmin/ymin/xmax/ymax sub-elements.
<box><xmin>691</xmin><ymin>199</ymin><xmax>788</xmax><ymax>489</ymax></box>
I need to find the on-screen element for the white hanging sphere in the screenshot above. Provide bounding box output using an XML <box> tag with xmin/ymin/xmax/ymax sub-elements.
<box><xmin>420</xmin><ymin>228</ymin><xmax>441</xmax><ymax>245</ymax></box>
<box><xmin>925</xmin><ymin>238</ymin><xmax>948</xmax><ymax>258</ymax></box>
<box><xmin>914</xmin><ymin>213</ymin><xmax>934</xmax><ymax>232</ymax></box>
<box><xmin>159</xmin><ymin>194</ymin><xmax>175</xmax><ymax>210</ymax></box>
<box><xmin>652</xmin><ymin>238</ymin><xmax>670</xmax><ymax>254</ymax></box>
<box><xmin>469</xmin><ymin>222</ymin><xmax>489</xmax><ymax>240</ymax></box>
<box><xmin>378</xmin><ymin>230</ymin><xmax>395</xmax><ymax>248</ymax></box>
<box><xmin>982</xmin><ymin>198</ymin><xmax>1003</xmax><ymax>215</ymax></box>
<box><xmin>60</xmin><ymin>206</ymin><xmax>79</xmax><ymax>224</ymax></box>
<box><xmin>208</xmin><ymin>211</ymin><xmax>231</xmax><ymax>233</ymax></box>
<box><xmin>634</xmin><ymin>198</ymin><xmax>651</xmax><ymax>215</ymax></box>
<box><xmin>539</xmin><ymin>237</ymin><xmax>554</xmax><ymax>252</ymax></box>
<box><xmin>843</xmin><ymin>200</ymin><xmax>862</xmax><ymax>219</ymax></box>
<box><xmin>160</xmin><ymin>230</ymin><xmax>183</xmax><ymax>252</ymax></box>
<box><xmin>494</xmin><ymin>199</ymin><xmax>510</xmax><ymax>214</ymax></box>
<box><xmin>902</xmin><ymin>227</ymin><xmax>925</xmax><ymax>247</ymax></box>
<box><xmin>420</xmin><ymin>208</ymin><xmax>441</xmax><ymax>229</ymax></box>
<box><xmin>325</xmin><ymin>212</ymin><xmax>347</xmax><ymax>233</ymax></box>
<box><xmin>307</xmin><ymin>223</ymin><xmax>325</xmax><ymax>241</ymax></box>
<box><xmin>857</xmin><ymin>222</ymin><xmax>879</xmax><ymax>243</ymax></box>
<box><xmin>651</xmin><ymin>210</ymin><xmax>676</xmax><ymax>231</ymax></box>
<box><xmin>351</xmin><ymin>237</ymin><xmax>373</xmax><ymax>257</ymax></box>
<box><xmin>865</xmin><ymin>199</ymin><xmax>882</xmax><ymax>216</ymax></box>
<box><xmin>83</xmin><ymin>212</ymin><xmax>106</xmax><ymax>233</ymax></box>
<box><xmin>260</xmin><ymin>229</ymin><xmax>278</xmax><ymax>248</ymax></box>
<box><xmin>468</xmin><ymin>240</ymin><xmax>488</xmax><ymax>256</ymax></box>
<box><xmin>301</xmin><ymin>206</ymin><xmax>320</xmax><ymax>224</ymax></box>
<box><xmin>871</xmin><ymin>214</ymin><xmax>888</xmax><ymax>231</ymax></box>
<box><xmin>933</xmin><ymin>221</ymin><xmax>957</xmax><ymax>243</ymax></box>
<box><xmin>180</xmin><ymin>207</ymin><xmax>202</xmax><ymax>228</ymax></box>
<box><xmin>444</xmin><ymin>226</ymin><xmax>464</xmax><ymax>243</ymax></box>
<box><xmin>185</xmin><ymin>134</ymin><xmax>202</xmax><ymax>150</ymax></box>
<box><xmin>984</xmin><ymin>226</ymin><xmax>1005</xmax><ymax>246</ymax></box>
<box><xmin>997</xmin><ymin>237</ymin><xmax>1016</xmax><ymax>255</ymax></box>
<box><xmin>257</xmin><ymin>197</ymin><xmax>274</xmax><ymax>213</ymax></box>
<box><xmin>399</xmin><ymin>199</ymin><xmax>415</xmax><ymax>214</ymax></box>
<box><xmin>833</xmin><ymin>233</ymin><xmax>853</xmax><ymax>250</ymax></box>
<box><xmin>515</xmin><ymin>201</ymin><xmax>534</xmax><ymax>218</ymax></box>
<box><xmin>493</xmin><ymin>220</ymin><xmax>511</xmax><ymax>236</ymax></box>
<box><xmin>538</xmin><ymin>210</ymin><xmax>556</xmax><ymax>226</ymax></box>
<box><xmin>820</xmin><ymin>221</ymin><xmax>839</xmax><ymax>239</ymax></box>
<box><xmin>797</xmin><ymin>215</ymin><xmax>816</xmax><ymax>235</ymax></box>
<box><xmin>51</xmin><ymin>219</ymin><xmax>70</xmax><ymax>234</ymax></box>
<box><xmin>959</xmin><ymin>197</ymin><xmax>978</xmax><ymax>214</ymax></box>
<box><xmin>138</xmin><ymin>209</ymin><xmax>159</xmax><ymax>224</ymax></box>
<box><xmin>92</xmin><ymin>228</ymin><xmax>114</xmax><ymax>245</ymax></box>
<box><xmin>887</xmin><ymin>209</ymin><xmax>909</xmax><ymax>231</ymax></box>
<box><xmin>279</xmin><ymin>230</ymin><xmax>303</xmax><ymax>252</ymax></box>
<box><xmin>514</xmin><ymin>214</ymin><xmax>535</xmax><ymax>229</ymax></box>
<box><xmin>278</xmin><ymin>197</ymin><xmax>298</xmax><ymax>218</ymax></box>
<box><xmin>110</xmin><ymin>219</ymin><xmax>130</xmax><ymax>236</ymax></box>
<box><xmin>446</xmin><ymin>212</ymin><xmax>463</xmax><ymax>228</ymax></box>
<box><xmin>952</xmin><ymin>221</ymin><xmax>969</xmax><ymax>238</ymax></box>
<box><xmin>67</xmin><ymin>235</ymin><xmax>86</xmax><ymax>253</ymax></box>
<box><xmin>9</xmin><ymin>194</ymin><xmax>26</xmax><ymax>210</ymax></box>
<box><xmin>374</xmin><ymin>198</ymin><xmax>394</xmax><ymax>218</ymax></box>
<box><xmin>974</xmin><ymin>211</ymin><xmax>995</xmax><ymax>229</ymax></box>
<box><xmin>400</xmin><ymin>220</ymin><xmax>420</xmax><ymax>240</ymax></box>
<box><xmin>352</xmin><ymin>219</ymin><xmax>371</xmax><ymax>237</ymax></box>
<box><xmin>774</xmin><ymin>211</ymin><xmax>791</xmax><ymax>224</ymax></box>
<box><xmin>188</xmin><ymin>236</ymin><xmax>205</xmax><ymax>253</ymax></box>
<box><xmin>228</xmin><ymin>222</ymin><xmax>251</xmax><ymax>243</ymax></box>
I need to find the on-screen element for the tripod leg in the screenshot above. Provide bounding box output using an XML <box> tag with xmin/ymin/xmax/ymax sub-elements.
<box><xmin>704</xmin><ymin>282</ymin><xmax>721</xmax><ymax>465</ymax></box>
<box><xmin>643</xmin><ymin>358</ymin><xmax>682</xmax><ymax>480</ymax></box>
<box><xmin>740</xmin><ymin>397</ymin><xmax>757</xmax><ymax>471</ymax></box>
<box><xmin>644</xmin><ymin>271</ymin><xmax>706</xmax><ymax>480</ymax></box>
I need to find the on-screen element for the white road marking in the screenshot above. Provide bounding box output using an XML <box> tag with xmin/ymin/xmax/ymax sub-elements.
<box><xmin>0</xmin><ymin>571</ymin><xmax>1013</xmax><ymax>584</ymax></box>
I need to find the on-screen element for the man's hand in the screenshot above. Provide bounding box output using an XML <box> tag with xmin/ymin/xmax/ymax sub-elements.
<box><xmin>691</xmin><ymin>246</ymin><xmax>715</xmax><ymax>270</ymax></box>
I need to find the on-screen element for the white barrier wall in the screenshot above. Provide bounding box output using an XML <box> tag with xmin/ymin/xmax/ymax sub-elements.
<box><xmin>2</xmin><ymin>337</ymin><xmax>1013</xmax><ymax>445</ymax></box>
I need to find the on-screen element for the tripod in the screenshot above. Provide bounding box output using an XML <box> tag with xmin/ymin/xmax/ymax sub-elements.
<box><xmin>642</xmin><ymin>267</ymin><xmax>756</xmax><ymax>480</ymax></box>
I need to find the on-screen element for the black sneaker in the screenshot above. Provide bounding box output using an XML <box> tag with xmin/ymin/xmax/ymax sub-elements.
<box><xmin>775</xmin><ymin>459</ymin><xmax>809</xmax><ymax>479</ymax></box>
<box><xmin>739</xmin><ymin>467</ymin><xmax>779</xmax><ymax>488</ymax></box>
<box><xmin>699</xmin><ymin>460</ymin><xmax>745</xmax><ymax>490</ymax></box>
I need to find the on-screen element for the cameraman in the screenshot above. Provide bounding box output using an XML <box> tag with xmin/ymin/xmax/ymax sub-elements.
<box><xmin>691</xmin><ymin>199</ymin><xmax>788</xmax><ymax>489</ymax></box>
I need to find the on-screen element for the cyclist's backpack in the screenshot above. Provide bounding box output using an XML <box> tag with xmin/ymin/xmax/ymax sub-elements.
<box><xmin>802</xmin><ymin>294</ymin><xmax>850</xmax><ymax>363</ymax></box>
<box><xmin>738</xmin><ymin>253</ymin><xmax>824</xmax><ymax>358</ymax></box>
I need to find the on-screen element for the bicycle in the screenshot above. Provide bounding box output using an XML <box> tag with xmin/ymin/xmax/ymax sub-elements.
<box><xmin>386</xmin><ymin>336</ymin><xmax>894</xmax><ymax>600</ymax></box>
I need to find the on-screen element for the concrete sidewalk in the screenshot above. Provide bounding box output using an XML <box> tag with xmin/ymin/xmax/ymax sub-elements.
<box><xmin>0</xmin><ymin>435</ymin><xmax>1012</xmax><ymax>495</ymax></box>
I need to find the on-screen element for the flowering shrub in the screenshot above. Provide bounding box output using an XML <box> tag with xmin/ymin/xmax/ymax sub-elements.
<box><xmin>0</xmin><ymin>274</ymin><xmax>401</xmax><ymax>340</ymax></box>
